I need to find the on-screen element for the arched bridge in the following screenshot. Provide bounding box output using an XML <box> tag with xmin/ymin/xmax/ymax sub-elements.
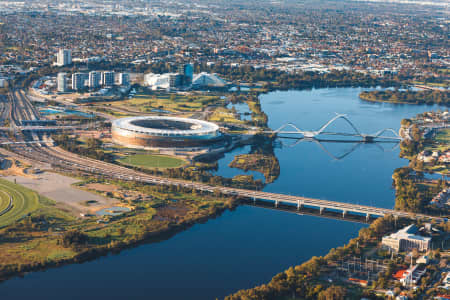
<box><xmin>266</xmin><ymin>114</ymin><xmax>402</xmax><ymax>142</ymax></box>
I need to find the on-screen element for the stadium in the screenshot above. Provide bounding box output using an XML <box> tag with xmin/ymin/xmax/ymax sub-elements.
<box><xmin>111</xmin><ymin>116</ymin><xmax>222</xmax><ymax>149</ymax></box>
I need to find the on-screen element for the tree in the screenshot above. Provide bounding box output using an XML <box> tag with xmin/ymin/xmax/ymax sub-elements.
<box><xmin>318</xmin><ymin>286</ymin><xmax>347</xmax><ymax>300</ymax></box>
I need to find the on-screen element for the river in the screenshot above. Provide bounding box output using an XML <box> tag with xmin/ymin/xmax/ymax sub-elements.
<box><xmin>0</xmin><ymin>88</ymin><xmax>446</xmax><ymax>300</ymax></box>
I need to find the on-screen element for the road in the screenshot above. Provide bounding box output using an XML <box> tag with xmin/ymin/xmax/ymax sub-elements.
<box><xmin>1</xmin><ymin>88</ymin><xmax>447</xmax><ymax>222</ymax></box>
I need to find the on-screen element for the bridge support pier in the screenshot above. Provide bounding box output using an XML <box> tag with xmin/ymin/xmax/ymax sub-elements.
<box><xmin>342</xmin><ymin>210</ymin><xmax>347</xmax><ymax>218</ymax></box>
<box><xmin>297</xmin><ymin>200</ymin><xmax>303</xmax><ymax>210</ymax></box>
<box><xmin>275</xmin><ymin>200</ymin><xmax>279</xmax><ymax>208</ymax></box>
<box><xmin>366</xmin><ymin>213</ymin><xmax>370</xmax><ymax>222</ymax></box>
<box><xmin>320</xmin><ymin>207</ymin><xmax>324</xmax><ymax>214</ymax></box>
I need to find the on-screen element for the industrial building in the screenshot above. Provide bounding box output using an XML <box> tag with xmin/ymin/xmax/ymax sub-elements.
<box><xmin>381</xmin><ymin>224</ymin><xmax>431</xmax><ymax>253</ymax></box>
<box><xmin>112</xmin><ymin>116</ymin><xmax>222</xmax><ymax>149</ymax></box>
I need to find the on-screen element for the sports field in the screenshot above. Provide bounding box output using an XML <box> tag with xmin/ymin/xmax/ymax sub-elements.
<box><xmin>0</xmin><ymin>179</ymin><xmax>40</xmax><ymax>227</ymax></box>
<box><xmin>119</xmin><ymin>154</ymin><xmax>186</xmax><ymax>169</ymax></box>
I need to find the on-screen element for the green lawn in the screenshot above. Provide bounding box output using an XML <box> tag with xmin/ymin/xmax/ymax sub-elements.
<box><xmin>436</xmin><ymin>128</ymin><xmax>450</xmax><ymax>144</ymax></box>
<box><xmin>106</xmin><ymin>90</ymin><xmax>222</xmax><ymax>114</ymax></box>
<box><xmin>119</xmin><ymin>154</ymin><xmax>186</xmax><ymax>169</ymax></box>
<box><xmin>0</xmin><ymin>179</ymin><xmax>40</xmax><ymax>227</ymax></box>
<box><xmin>424</xmin><ymin>128</ymin><xmax>450</xmax><ymax>152</ymax></box>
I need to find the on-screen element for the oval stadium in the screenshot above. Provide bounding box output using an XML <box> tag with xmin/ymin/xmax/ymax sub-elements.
<box><xmin>111</xmin><ymin>116</ymin><xmax>222</xmax><ymax>149</ymax></box>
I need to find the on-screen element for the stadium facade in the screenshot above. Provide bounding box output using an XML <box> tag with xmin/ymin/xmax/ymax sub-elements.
<box><xmin>112</xmin><ymin>116</ymin><xmax>222</xmax><ymax>149</ymax></box>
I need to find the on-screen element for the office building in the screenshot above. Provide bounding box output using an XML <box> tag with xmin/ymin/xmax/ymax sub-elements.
<box><xmin>119</xmin><ymin>73</ymin><xmax>130</xmax><ymax>86</ymax></box>
<box><xmin>72</xmin><ymin>73</ymin><xmax>87</xmax><ymax>91</ymax></box>
<box><xmin>57</xmin><ymin>72</ymin><xmax>67</xmax><ymax>92</ymax></box>
<box><xmin>381</xmin><ymin>224</ymin><xmax>431</xmax><ymax>253</ymax></box>
<box><xmin>57</xmin><ymin>49</ymin><xmax>72</xmax><ymax>66</ymax></box>
<box><xmin>178</xmin><ymin>63</ymin><xmax>194</xmax><ymax>85</ymax></box>
<box><xmin>89</xmin><ymin>71</ymin><xmax>102</xmax><ymax>89</ymax></box>
<box><xmin>102</xmin><ymin>71</ymin><xmax>115</xmax><ymax>87</ymax></box>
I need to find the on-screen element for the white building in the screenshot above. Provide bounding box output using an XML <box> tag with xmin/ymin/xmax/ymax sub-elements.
<box><xmin>399</xmin><ymin>264</ymin><xmax>427</xmax><ymax>287</ymax></box>
<box><xmin>0</xmin><ymin>78</ymin><xmax>5</xmax><ymax>88</ymax></box>
<box><xmin>57</xmin><ymin>72</ymin><xmax>67</xmax><ymax>92</ymax></box>
<box><xmin>192</xmin><ymin>72</ymin><xmax>226</xmax><ymax>88</ymax></box>
<box><xmin>144</xmin><ymin>73</ymin><xmax>181</xmax><ymax>90</ymax></box>
<box><xmin>57</xmin><ymin>49</ymin><xmax>72</xmax><ymax>67</ymax></box>
<box><xmin>381</xmin><ymin>224</ymin><xmax>431</xmax><ymax>253</ymax></box>
<box><xmin>89</xmin><ymin>71</ymin><xmax>102</xmax><ymax>89</ymax></box>
<box><xmin>102</xmin><ymin>71</ymin><xmax>115</xmax><ymax>87</ymax></box>
<box><xmin>72</xmin><ymin>73</ymin><xmax>87</xmax><ymax>91</ymax></box>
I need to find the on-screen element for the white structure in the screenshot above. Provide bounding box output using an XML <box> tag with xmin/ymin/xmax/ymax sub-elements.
<box><xmin>57</xmin><ymin>72</ymin><xmax>67</xmax><ymax>92</ymax></box>
<box><xmin>381</xmin><ymin>224</ymin><xmax>431</xmax><ymax>253</ymax></box>
<box><xmin>119</xmin><ymin>73</ymin><xmax>130</xmax><ymax>86</ymax></box>
<box><xmin>399</xmin><ymin>264</ymin><xmax>427</xmax><ymax>287</ymax></box>
<box><xmin>89</xmin><ymin>71</ymin><xmax>102</xmax><ymax>89</ymax></box>
<box><xmin>0</xmin><ymin>78</ymin><xmax>5</xmax><ymax>88</ymax></box>
<box><xmin>144</xmin><ymin>73</ymin><xmax>181</xmax><ymax>90</ymax></box>
<box><xmin>102</xmin><ymin>71</ymin><xmax>115</xmax><ymax>87</ymax></box>
<box><xmin>192</xmin><ymin>72</ymin><xmax>226</xmax><ymax>87</ymax></box>
<box><xmin>57</xmin><ymin>49</ymin><xmax>72</xmax><ymax>66</ymax></box>
<box><xmin>72</xmin><ymin>73</ymin><xmax>87</xmax><ymax>91</ymax></box>
<box><xmin>112</xmin><ymin>116</ymin><xmax>220</xmax><ymax>138</ymax></box>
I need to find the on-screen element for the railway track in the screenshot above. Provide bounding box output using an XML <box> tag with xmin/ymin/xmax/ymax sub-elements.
<box><xmin>2</xmin><ymin>89</ymin><xmax>446</xmax><ymax>223</ymax></box>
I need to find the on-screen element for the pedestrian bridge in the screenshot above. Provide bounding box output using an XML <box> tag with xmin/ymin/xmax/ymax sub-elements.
<box><xmin>265</xmin><ymin>114</ymin><xmax>402</xmax><ymax>142</ymax></box>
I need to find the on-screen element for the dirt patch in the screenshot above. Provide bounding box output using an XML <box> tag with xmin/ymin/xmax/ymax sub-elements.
<box><xmin>84</xmin><ymin>183</ymin><xmax>118</xmax><ymax>193</ymax></box>
<box><xmin>0</xmin><ymin>159</ymin><xmax>36</xmax><ymax>178</ymax></box>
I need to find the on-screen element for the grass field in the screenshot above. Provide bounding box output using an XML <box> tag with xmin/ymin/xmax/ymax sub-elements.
<box><xmin>119</xmin><ymin>154</ymin><xmax>187</xmax><ymax>169</ymax></box>
<box><xmin>424</xmin><ymin>128</ymin><xmax>450</xmax><ymax>152</ymax></box>
<box><xmin>0</xmin><ymin>179</ymin><xmax>40</xmax><ymax>227</ymax></box>
<box><xmin>436</xmin><ymin>128</ymin><xmax>450</xmax><ymax>144</ymax></box>
<box><xmin>0</xmin><ymin>190</ymin><xmax>11</xmax><ymax>213</ymax></box>
<box><xmin>106</xmin><ymin>90</ymin><xmax>222</xmax><ymax>114</ymax></box>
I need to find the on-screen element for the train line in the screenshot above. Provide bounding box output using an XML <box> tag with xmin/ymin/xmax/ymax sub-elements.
<box><xmin>1</xmin><ymin>89</ymin><xmax>446</xmax><ymax>223</ymax></box>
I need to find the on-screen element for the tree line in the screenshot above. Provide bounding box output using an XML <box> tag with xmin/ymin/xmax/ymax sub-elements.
<box><xmin>360</xmin><ymin>90</ymin><xmax>449</xmax><ymax>106</ymax></box>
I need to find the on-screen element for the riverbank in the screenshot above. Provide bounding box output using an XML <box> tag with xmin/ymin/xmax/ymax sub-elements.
<box><xmin>225</xmin><ymin>215</ymin><xmax>449</xmax><ymax>300</ymax></box>
<box><xmin>0</xmin><ymin>176</ymin><xmax>238</xmax><ymax>283</ymax></box>
<box><xmin>359</xmin><ymin>90</ymin><xmax>449</xmax><ymax>106</ymax></box>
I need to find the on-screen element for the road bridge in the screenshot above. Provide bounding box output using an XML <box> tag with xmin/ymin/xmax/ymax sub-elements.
<box><xmin>6</xmin><ymin>145</ymin><xmax>443</xmax><ymax>223</ymax></box>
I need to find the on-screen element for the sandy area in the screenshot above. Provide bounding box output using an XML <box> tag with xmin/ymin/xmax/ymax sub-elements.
<box><xmin>3</xmin><ymin>172</ymin><xmax>119</xmax><ymax>216</ymax></box>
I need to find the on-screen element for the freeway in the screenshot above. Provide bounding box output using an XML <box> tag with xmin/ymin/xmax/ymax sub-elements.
<box><xmin>2</xmin><ymin>89</ymin><xmax>446</xmax><ymax>223</ymax></box>
<box><xmin>6</xmin><ymin>142</ymin><xmax>445</xmax><ymax>222</ymax></box>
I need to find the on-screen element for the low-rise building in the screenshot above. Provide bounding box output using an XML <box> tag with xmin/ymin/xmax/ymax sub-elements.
<box><xmin>382</xmin><ymin>224</ymin><xmax>431</xmax><ymax>253</ymax></box>
<box><xmin>430</xmin><ymin>189</ymin><xmax>450</xmax><ymax>208</ymax></box>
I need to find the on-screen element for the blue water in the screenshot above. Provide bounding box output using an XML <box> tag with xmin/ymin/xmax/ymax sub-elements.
<box><xmin>0</xmin><ymin>206</ymin><xmax>362</xmax><ymax>300</ymax></box>
<box><xmin>215</xmin><ymin>88</ymin><xmax>446</xmax><ymax>209</ymax></box>
<box><xmin>1</xmin><ymin>88</ymin><xmax>445</xmax><ymax>300</ymax></box>
<box><xmin>226</xmin><ymin>102</ymin><xmax>252</xmax><ymax>121</ymax></box>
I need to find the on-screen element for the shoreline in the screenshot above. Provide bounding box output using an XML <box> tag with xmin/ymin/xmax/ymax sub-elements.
<box><xmin>0</xmin><ymin>197</ymin><xmax>238</xmax><ymax>284</ymax></box>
